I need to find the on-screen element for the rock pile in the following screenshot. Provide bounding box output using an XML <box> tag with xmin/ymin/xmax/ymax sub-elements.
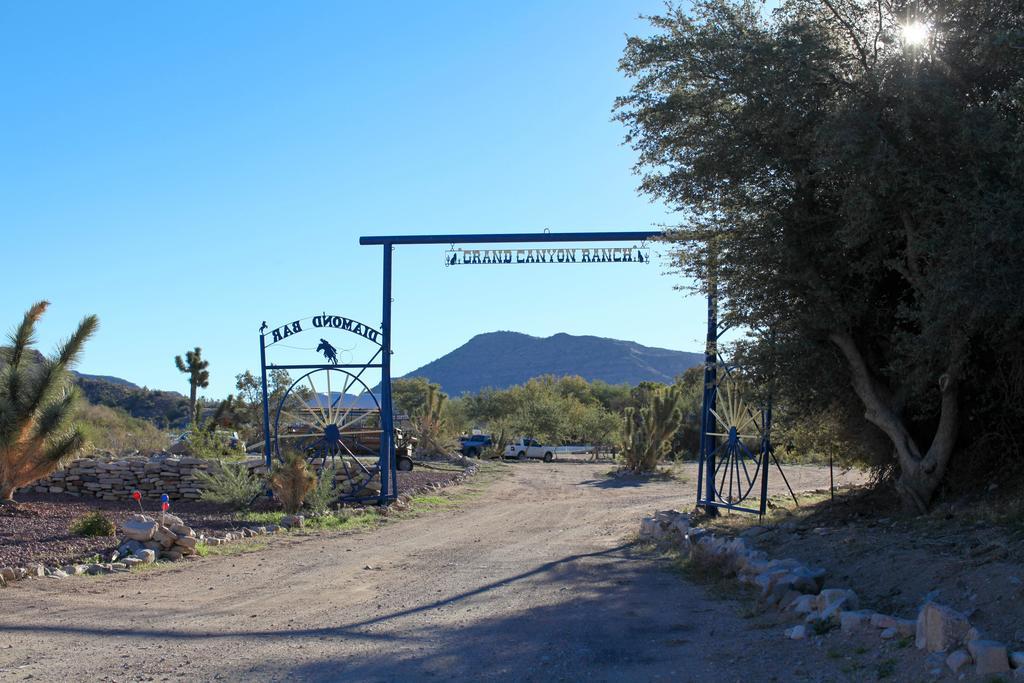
<box><xmin>639</xmin><ymin>509</ymin><xmax>1022</xmax><ymax>678</ymax></box>
<box><xmin>21</xmin><ymin>453</ymin><xmax>266</xmax><ymax>501</ymax></box>
<box><xmin>121</xmin><ymin>513</ymin><xmax>199</xmax><ymax>562</ymax></box>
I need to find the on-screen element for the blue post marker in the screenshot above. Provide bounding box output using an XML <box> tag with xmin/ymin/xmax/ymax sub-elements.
<box><xmin>259</xmin><ymin>333</ymin><xmax>272</xmax><ymax>470</ymax></box>
<box><xmin>379</xmin><ymin>245</ymin><xmax>396</xmax><ymax>504</ymax></box>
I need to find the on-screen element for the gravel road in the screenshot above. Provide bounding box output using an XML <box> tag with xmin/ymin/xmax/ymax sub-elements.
<box><xmin>0</xmin><ymin>462</ymin><xmax>871</xmax><ymax>682</ymax></box>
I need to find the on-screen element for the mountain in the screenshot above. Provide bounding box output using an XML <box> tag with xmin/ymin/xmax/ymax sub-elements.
<box><xmin>72</xmin><ymin>371</ymin><xmax>140</xmax><ymax>388</ymax></box>
<box><xmin>0</xmin><ymin>348</ymin><xmax>190</xmax><ymax>428</ymax></box>
<box><xmin>400</xmin><ymin>331</ymin><xmax>703</xmax><ymax>396</ymax></box>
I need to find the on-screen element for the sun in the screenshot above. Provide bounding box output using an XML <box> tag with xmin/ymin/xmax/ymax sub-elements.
<box><xmin>902</xmin><ymin>21</ymin><xmax>930</xmax><ymax>46</ymax></box>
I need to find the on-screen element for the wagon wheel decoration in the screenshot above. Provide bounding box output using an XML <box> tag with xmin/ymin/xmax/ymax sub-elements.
<box><xmin>705</xmin><ymin>372</ymin><xmax>765</xmax><ymax>506</ymax></box>
<box><xmin>273</xmin><ymin>368</ymin><xmax>383</xmax><ymax>499</ymax></box>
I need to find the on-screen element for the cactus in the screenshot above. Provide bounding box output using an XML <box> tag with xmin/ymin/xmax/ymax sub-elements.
<box><xmin>621</xmin><ymin>385</ymin><xmax>684</xmax><ymax>472</ymax></box>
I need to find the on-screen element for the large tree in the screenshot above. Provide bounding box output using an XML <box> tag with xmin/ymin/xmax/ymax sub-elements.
<box><xmin>616</xmin><ymin>0</ymin><xmax>1024</xmax><ymax>510</ymax></box>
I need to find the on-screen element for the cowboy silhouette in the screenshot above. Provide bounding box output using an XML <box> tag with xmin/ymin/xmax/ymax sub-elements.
<box><xmin>316</xmin><ymin>338</ymin><xmax>339</xmax><ymax>364</ymax></box>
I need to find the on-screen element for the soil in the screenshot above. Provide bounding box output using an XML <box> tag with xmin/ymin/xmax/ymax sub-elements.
<box><xmin>0</xmin><ymin>468</ymin><xmax>462</xmax><ymax>569</ymax></box>
<box><xmin>704</xmin><ymin>484</ymin><xmax>1024</xmax><ymax>653</ymax></box>
<box><xmin>0</xmin><ymin>460</ymin><xmax>946</xmax><ymax>682</ymax></box>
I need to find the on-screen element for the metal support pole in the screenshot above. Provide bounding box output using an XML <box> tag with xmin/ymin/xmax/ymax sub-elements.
<box><xmin>259</xmin><ymin>334</ymin><xmax>272</xmax><ymax>470</ymax></box>
<box><xmin>701</xmin><ymin>285</ymin><xmax>719</xmax><ymax>516</ymax></box>
<box><xmin>759</xmin><ymin>405</ymin><xmax>771</xmax><ymax>516</ymax></box>
<box><xmin>379</xmin><ymin>245</ymin><xmax>396</xmax><ymax>504</ymax></box>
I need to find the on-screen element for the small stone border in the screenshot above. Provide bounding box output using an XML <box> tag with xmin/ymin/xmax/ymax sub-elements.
<box><xmin>640</xmin><ymin>509</ymin><xmax>1023</xmax><ymax>678</ymax></box>
<box><xmin>0</xmin><ymin>461</ymin><xmax>483</xmax><ymax>589</ymax></box>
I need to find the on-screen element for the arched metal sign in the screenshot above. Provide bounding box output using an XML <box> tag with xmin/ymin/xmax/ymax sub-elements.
<box><xmin>258</xmin><ymin>314</ymin><xmax>394</xmax><ymax>502</ymax></box>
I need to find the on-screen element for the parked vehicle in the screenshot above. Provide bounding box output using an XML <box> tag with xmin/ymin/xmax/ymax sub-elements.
<box><xmin>459</xmin><ymin>434</ymin><xmax>493</xmax><ymax>457</ymax></box>
<box><xmin>504</xmin><ymin>438</ymin><xmax>594</xmax><ymax>462</ymax></box>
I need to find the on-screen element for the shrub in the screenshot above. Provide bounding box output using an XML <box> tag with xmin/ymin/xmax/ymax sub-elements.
<box><xmin>75</xmin><ymin>403</ymin><xmax>167</xmax><ymax>454</ymax></box>
<box><xmin>304</xmin><ymin>464</ymin><xmax>338</xmax><ymax>515</ymax></box>
<box><xmin>194</xmin><ymin>462</ymin><xmax>264</xmax><ymax>509</ymax></box>
<box><xmin>69</xmin><ymin>511</ymin><xmax>116</xmax><ymax>537</ymax></box>
<box><xmin>270</xmin><ymin>452</ymin><xmax>315</xmax><ymax>514</ymax></box>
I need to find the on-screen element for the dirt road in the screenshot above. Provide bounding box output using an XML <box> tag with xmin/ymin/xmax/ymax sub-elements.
<box><xmin>2</xmin><ymin>462</ymin><xmax>869</xmax><ymax>682</ymax></box>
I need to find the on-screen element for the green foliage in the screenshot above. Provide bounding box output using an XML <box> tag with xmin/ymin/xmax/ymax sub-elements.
<box><xmin>621</xmin><ymin>384</ymin><xmax>685</xmax><ymax>472</ymax></box>
<box><xmin>74</xmin><ymin>377</ymin><xmax>190</xmax><ymax>428</ymax></box>
<box><xmin>184</xmin><ymin>427</ymin><xmax>245</xmax><ymax>460</ymax></box>
<box><xmin>304</xmin><ymin>464</ymin><xmax>338</xmax><ymax>515</ymax></box>
<box><xmin>74</xmin><ymin>403</ymin><xmax>167</xmax><ymax>454</ymax></box>
<box><xmin>194</xmin><ymin>462</ymin><xmax>264</xmax><ymax>509</ymax></box>
<box><xmin>174</xmin><ymin>347</ymin><xmax>210</xmax><ymax>426</ymax></box>
<box><xmin>226</xmin><ymin>369</ymin><xmax>300</xmax><ymax>445</ymax></box>
<box><xmin>69</xmin><ymin>511</ymin><xmax>116</xmax><ymax>537</ymax></box>
<box><xmin>615</xmin><ymin>0</ymin><xmax>1024</xmax><ymax>507</ymax></box>
<box><xmin>0</xmin><ymin>301</ymin><xmax>98</xmax><ymax>502</ymax></box>
<box><xmin>458</xmin><ymin>375</ymin><xmax>625</xmax><ymax>449</ymax></box>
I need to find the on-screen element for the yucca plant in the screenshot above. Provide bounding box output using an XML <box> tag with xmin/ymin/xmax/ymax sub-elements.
<box><xmin>0</xmin><ymin>301</ymin><xmax>99</xmax><ymax>503</ymax></box>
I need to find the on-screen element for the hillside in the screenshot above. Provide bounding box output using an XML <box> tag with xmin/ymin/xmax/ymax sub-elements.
<box><xmin>400</xmin><ymin>331</ymin><xmax>703</xmax><ymax>396</ymax></box>
<box><xmin>0</xmin><ymin>348</ymin><xmax>191</xmax><ymax>428</ymax></box>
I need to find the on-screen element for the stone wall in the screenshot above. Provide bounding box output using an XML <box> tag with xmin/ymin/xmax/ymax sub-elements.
<box><xmin>23</xmin><ymin>453</ymin><xmax>266</xmax><ymax>501</ymax></box>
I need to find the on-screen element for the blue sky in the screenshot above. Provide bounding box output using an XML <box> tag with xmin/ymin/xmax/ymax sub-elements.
<box><xmin>0</xmin><ymin>1</ymin><xmax>706</xmax><ymax>399</ymax></box>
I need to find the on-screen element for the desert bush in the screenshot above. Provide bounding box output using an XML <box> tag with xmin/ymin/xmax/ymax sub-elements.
<box><xmin>69</xmin><ymin>511</ymin><xmax>116</xmax><ymax>537</ymax></box>
<box><xmin>75</xmin><ymin>403</ymin><xmax>166</xmax><ymax>454</ymax></box>
<box><xmin>194</xmin><ymin>462</ymin><xmax>264</xmax><ymax>509</ymax></box>
<box><xmin>270</xmin><ymin>452</ymin><xmax>315</xmax><ymax>514</ymax></box>
<box><xmin>304</xmin><ymin>464</ymin><xmax>338</xmax><ymax>515</ymax></box>
<box><xmin>183</xmin><ymin>427</ymin><xmax>245</xmax><ymax>460</ymax></box>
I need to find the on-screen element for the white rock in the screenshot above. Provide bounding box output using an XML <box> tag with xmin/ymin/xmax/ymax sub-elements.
<box><xmin>915</xmin><ymin>602</ymin><xmax>971</xmax><ymax>652</ymax></box>
<box><xmin>786</xmin><ymin>625</ymin><xmax>808</xmax><ymax>640</ymax></box>
<box><xmin>122</xmin><ymin>517</ymin><xmax>158</xmax><ymax>542</ymax></box>
<box><xmin>880</xmin><ymin>627</ymin><xmax>897</xmax><ymax>639</ymax></box>
<box><xmin>839</xmin><ymin>610</ymin><xmax>872</xmax><ymax>634</ymax></box>
<box><xmin>133</xmin><ymin>549</ymin><xmax>156</xmax><ymax>564</ymax></box>
<box><xmin>1009</xmin><ymin>651</ymin><xmax>1024</xmax><ymax>669</ymax></box>
<box><xmin>946</xmin><ymin>649</ymin><xmax>971</xmax><ymax>673</ymax></box>
<box><xmin>967</xmin><ymin>639</ymin><xmax>1011</xmax><ymax>675</ymax></box>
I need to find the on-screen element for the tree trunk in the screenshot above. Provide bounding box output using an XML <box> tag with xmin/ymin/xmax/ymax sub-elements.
<box><xmin>829</xmin><ymin>332</ymin><xmax>960</xmax><ymax>512</ymax></box>
<box><xmin>0</xmin><ymin>483</ymin><xmax>16</xmax><ymax>504</ymax></box>
<box><xmin>189</xmin><ymin>384</ymin><xmax>198</xmax><ymax>427</ymax></box>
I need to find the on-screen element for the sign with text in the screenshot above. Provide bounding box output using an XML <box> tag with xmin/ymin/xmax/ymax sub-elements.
<box><xmin>444</xmin><ymin>246</ymin><xmax>649</xmax><ymax>266</ymax></box>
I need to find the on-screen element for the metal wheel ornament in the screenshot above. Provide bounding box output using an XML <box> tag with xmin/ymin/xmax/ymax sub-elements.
<box><xmin>705</xmin><ymin>373</ymin><xmax>765</xmax><ymax>507</ymax></box>
<box><xmin>273</xmin><ymin>368</ymin><xmax>383</xmax><ymax>499</ymax></box>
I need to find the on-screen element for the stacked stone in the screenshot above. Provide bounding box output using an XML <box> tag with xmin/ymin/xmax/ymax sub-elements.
<box><xmin>24</xmin><ymin>453</ymin><xmax>265</xmax><ymax>501</ymax></box>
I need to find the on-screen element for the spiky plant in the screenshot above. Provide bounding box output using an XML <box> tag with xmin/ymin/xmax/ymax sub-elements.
<box><xmin>270</xmin><ymin>451</ymin><xmax>315</xmax><ymax>514</ymax></box>
<box><xmin>174</xmin><ymin>346</ymin><xmax>209</xmax><ymax>426</ymax></box>
<box><xmin>411</xmin><ymin>383</ymin><xmax>453</xmax><ymax>456</ymax></box>
<box><xmin>621</xmin><ymin>384</ymin><xmax>684</xmax><ymax>473</ymax></box>
<box><xmin>0</xmin><ymin>301</ymin><xmax>99</xmax><ymax>503</ymax></box>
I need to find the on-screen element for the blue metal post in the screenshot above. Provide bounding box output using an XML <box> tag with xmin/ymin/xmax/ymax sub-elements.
<box><xmin>379</xmin><ymin>245</ymin><xmax>396</xmax><ymax>503</ymax></box>
<box><xmin>700</xmin><ymin>284</ymin><xmax>719</xmax><ymax>515</ymax></box>
<box><xmin>260</xmin><ymin>333</ymin><xmax>272</xmax><ymax>470</ymax></box>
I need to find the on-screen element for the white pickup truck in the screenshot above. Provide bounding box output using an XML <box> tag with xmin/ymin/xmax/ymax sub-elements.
<box><xmin>504</xmin><ymin>438</ymin><xmax>593</xmax><ymax>462</ymax></box>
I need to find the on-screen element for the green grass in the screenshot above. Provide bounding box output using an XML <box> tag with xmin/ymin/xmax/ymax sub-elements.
<box><xmin>408</xmin><ymin>495</ymin><xmax>457</xmax><ymax>508</ymax></box>
<box><xmin>875</xmin><ymin>657</ymin><xmax>897</xmax><ymax>679</ymax></box>
<box><xmin>235</xmin><ymin>509</ymin><xmax>380</xmax><ymax>532</ymax></box>
<box><xmin>195</xmin><ymin>540</ymin><xmax>268</xmax><ymax>557</ymax></box>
